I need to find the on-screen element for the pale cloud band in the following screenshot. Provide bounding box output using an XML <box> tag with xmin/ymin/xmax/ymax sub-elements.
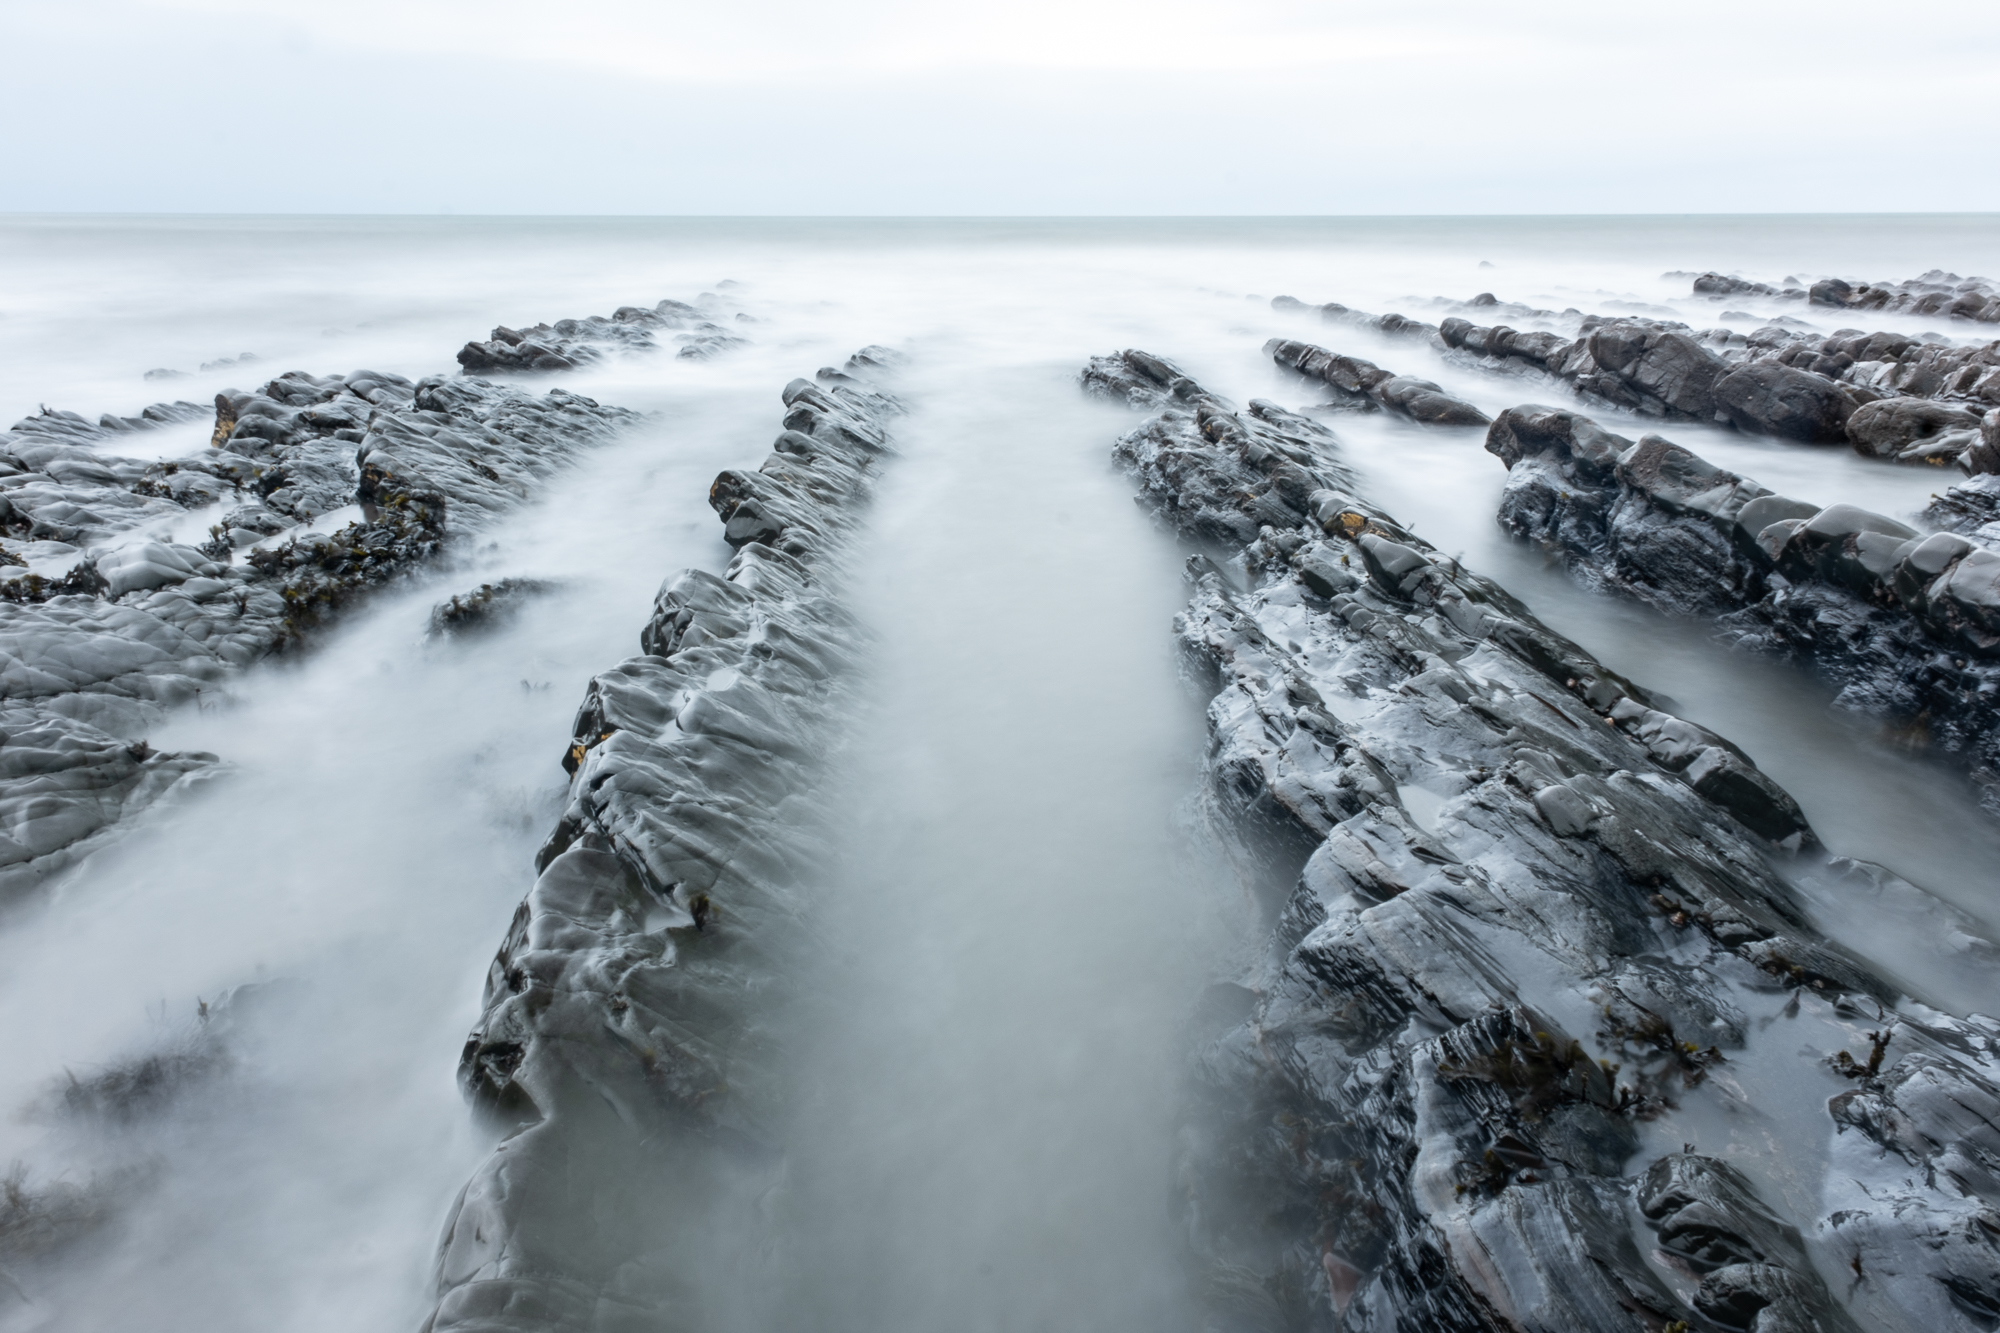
<box><xmin>6</xmin><ymin>0</ymin><xmax>1998</xmax><ymax>212</ymax></box>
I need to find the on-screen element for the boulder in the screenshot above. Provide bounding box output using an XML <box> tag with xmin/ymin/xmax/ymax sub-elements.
<box><xmin>1927</xmin><ymin>547</ymin><xmax>2000</xmax><ymax>654</ymax></box>
<box><xmin>1713</xmin><ymin>363</ymin><xmax>1852</xmax><ymax>443</ymax></box>
<box><xmin>1846</xmin><ymin>397</ymin><xmax>1985</xmax><ymax>461</ymax></box>
<box><xmin>1373</xmin><ymin>376</ymin><xmax>1491</xmax><ymax>427</ymax></box>
<box><xmin>1966</xmin><ymin>407</ymin><xmax>2000</xmax><ymax>475</ymax></box>
<box><xmin>1586</xmin><ymin>323</ymin><xmax>1727</xmax><ymax>418</ymax></box>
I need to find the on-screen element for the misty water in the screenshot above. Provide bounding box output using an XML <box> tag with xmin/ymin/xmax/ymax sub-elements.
<box><xmin>2</xmin><ymin>214</ymin><xmax>1998</xmax><ymax>1328</ymax></box>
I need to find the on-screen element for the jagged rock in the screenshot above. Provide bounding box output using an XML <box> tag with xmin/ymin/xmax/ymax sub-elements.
<box><xmin>455</xmin><ymin>297</ymin><xmax>746</xmax><ymax>374</ymax></box>
<box><xmin>427</xmin><ymin>352</ymin><xmax>901</xmax><ymax>1333</ymax></box>
<box><xmin>1082</xmin><ymin>350</ymin><xmax>1998</xmax><ymax>1332</ymax></box>
<box><xmin>1382</xmin><ymin>288</ymin><xmax>2000</xmax><ymax>460</ymax></box>
<box><xmin>0</xmin><ymin>375</ymin><xmax>638</xmax><ymax>902</ymax></box>
<box><xmin>1583</xmin><ymin>322</ymin><xmax>1727</xmax><ymax>419</ymax></box>
<box><xmin>1485</xmin><ymin>401</ymin><xmax>2000</xmax><ymax>814</ymax></box>
<box><xmin>1743</xmin><ymin>268</ymin><xmax>2000</xmax><ymax>324</ymax></box>
<box><xmin>1822</xmin><ymin>269</ymin><xmax>1982</xmax><ymax>320</ymax></box>
<box><xmin>1</xmin><ymin>402</ymin><xmax>208</xmax><ymax>550</ymax></box>
<box><xmin>1639</xmin><ymin>1154</ymin><xmax>1864</xmax><ymax>1333</ymax></box>
<box><xmin>1264</xmin><ymin>339</ymin><xmax>1490</xmax><ymax>426</ymax></box>
<box><xmin>1078</xmin><ymin>348</ymin><xmax>1209</xmax><ymax>409</ymax></box>
<box><xmin>1693</xmin><ymin>272</ymin><xmax>1806</xmax><ymax>301</ymax></box>
<box><xmin>0</xmin><ymin>713</ymin><xmax>217</xmax><ymax>902</ymax></box>
<box><xmin>1821</xmin><ymin>1018</ymin><xmax>2000</xmax><ymax>1331</ymax></box>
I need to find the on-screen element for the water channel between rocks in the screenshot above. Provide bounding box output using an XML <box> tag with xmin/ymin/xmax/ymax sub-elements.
<box><xmin>0</xmin><ymin>216</ymin><xmax>1996</xmax><ymax>1328</ymax></box>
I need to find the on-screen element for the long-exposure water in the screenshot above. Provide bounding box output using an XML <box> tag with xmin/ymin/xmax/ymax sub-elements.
<box><xmin>1</xmin><ymin>213</ymin><xmax>1997</xmax><ymax>1329</ymax></box>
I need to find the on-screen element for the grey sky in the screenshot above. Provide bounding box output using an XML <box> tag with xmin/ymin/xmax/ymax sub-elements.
<box><xmin>8</xmin><ymin>0</ymin><xmax>1998</xmax><ymax>214</ymax></box>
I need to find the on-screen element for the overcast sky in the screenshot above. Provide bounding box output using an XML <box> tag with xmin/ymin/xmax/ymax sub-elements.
<box><xmin>7</xmin><ymin>0</ymin><xmax>1998</xmax><ymax>214</ymax></box>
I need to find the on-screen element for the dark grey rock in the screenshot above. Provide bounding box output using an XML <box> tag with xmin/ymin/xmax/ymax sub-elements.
<box><xmin>1350</xmin><ymin>286</ymin><xmax>2000</xmax><ymax>460</ymax></box>
<box><xmin>1486</xmin><ymin>401</ymin><xmax>2000</xmax><ymax>815</ymax></box>
<box><xmin>1103</xmin><ymin>354</ymin><xmax>2000</xmax><ymax>1333</ymax></box>
<box><xmin>427</xmin><ymin>355</ymin><xmax>900</xmax><ymax>1333</ymax></box>
<box><xmin>1584</xmin><ymin>322</ymin><xmax>1728</xmax><ymax>419</ymax></box>
<box><xmin>1264</xmin><ymin>339</ymin><xmax>1490</xmax><ymax>426</ymax></box>
<box><xmin>1714</xmin><ymin>362</ymin><xmax>1854</xmax><ymax>443</ymax></box>
<box><xmin>1847</xmin><ymin>398</ymin><xmax>1987</xmax><ymax>465</ymax></box>
<box><xmin>0</xmin><ymin>374</ymin><xmax>638</xmax><ymax>903</ymax></box>
<box><xmin>454</xmin><ymin>297</ymin><xmax>746</xmax><ymax>374</ymax></box>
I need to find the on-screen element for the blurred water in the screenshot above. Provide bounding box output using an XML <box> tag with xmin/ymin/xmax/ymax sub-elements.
<box><xmin>0</xmin><ymin>214</ymin><xmax>1996</xmax><ymax>1328</ymax></box>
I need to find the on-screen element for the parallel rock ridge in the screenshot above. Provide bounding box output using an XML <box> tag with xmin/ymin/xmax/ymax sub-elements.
<box><xmin>1693</xmin><ymin>268</ymin><xmax>2000</xmax><ymax>324</ymax></box>
<box><xmin>0</xmin><ymin>372</ymin><xmax>638</xmax><ymax>903</ymax></box>
<box><xmin>1086</xmin><ymin>348</ymin><xmax>2000</xmax><ymax>1333</ymax></box>
<box><xmin>1274</xmin><ymin>291</ymin><xmax>2000</xmax><ymax>468</ymax></box>
<box><xmin>428</xmin><ymin>349</ymin><xmax>900</xmax><ymax>1333</ymax></box>
<box><xmin>1485</xmin><ymin>402</ymin><xmax>2000</xmax><ymax>813</ymax></box>
<box><xmin>1265</xmin><ymin>338</ymin><xmax>1490</xmax><ymax>427</ymax></box>
<box><xmin>455</xmin><ymin>295</ymin><xmax>749</xmax><ymax>375</ymax></box>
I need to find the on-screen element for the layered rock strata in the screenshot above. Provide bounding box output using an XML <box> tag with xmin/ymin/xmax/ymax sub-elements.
<box><xmin>1693</xmin><ymin>269</ymin><xmax>2000</xmax><ymax>324</ymax></box>
<box><xmin>1086</xmin><ymin>348</ymin><xmax>2000</xmax><ymax>1333</ymax></box>
<box><xmin>0</xmin><ymin>376</ymin><xmax>638</xmax><ymax>902</ymax></box>
<box><xmin>1276</xmin><ymin>292</ymin><xmax>1861</xmax><ymax>443</ymax></box>
<box><xmin>1485</xmin><ymin>402</ymin><xmax>2000</xmax><ymax>811</ymax></box>
<box><xmin>456</xmin><ymin>297</ymin><xmax>747</xmax><ymax>374</ymax></box>
<box><xmin>427</xmin><ymin>351</ymin><xmax>899</xmax><ymax>1333</ymax></box>
<box><xmin>2</xmin><ymin>399</ymin><xmax>207</xmax><ymax>554</ymax></box>
<box><xmin>1277</xmin><ymin>291</ymin><xmax>2000</xmax><ymax>466</ymax></box>
<box><xmin>1265</xmin><ymin>339</ymin><xmax>1490</xmax><ymax>427</ymax></box>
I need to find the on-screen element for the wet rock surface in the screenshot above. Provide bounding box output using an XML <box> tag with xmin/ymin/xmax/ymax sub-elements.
<box><xmin>455</xmin><ymin>296</ymin><xmax>749</xmax><ymax>374</ymax></box>
<box><xmin>1086</xmin><ymin>348</ymin><xmax>2000</xmax><ymax>1333</ymax></box>
<box><xmin>1691</xmin><ymin>269</ymin><xmax>2000</xmax><ymax>325</ymax></box>
<box><xmin>1278</xmin><ymin>290</ymin><xmax>2000</xmax><ymax>465</ymax></box>
<box><xmin>428</xmin><ymin>349</ymin><xmax>900</xmax><ymax>1333</ymax></box>
<box><xmin>1485</xmin><ymin>402</ymin><xmax>2000</xmax><ymax>813</ymax></box>
<box><xmin>0</xmin><ymin>374</ymin><xmax>638</xmax><ymax>904</ymax></box>
<box><xmin>1266</xmin><ymin>338</ymin><xmax>1491</xmax><ymax>426</ymax></box>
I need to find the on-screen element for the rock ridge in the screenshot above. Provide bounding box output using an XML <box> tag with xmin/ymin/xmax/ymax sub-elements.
<box><xmin>425</xmin><ymin>348</ymin><xmax>901</xmax><ymax>1333</ymax></box>
<box><xmin>455</xmin><ymin>295</ymin><xmax>749</xmax><ymax>374</ymax></box>
<box><xmin>1086</xmin><ymin>347</ymin><xmax>2000</xmax><ymax>1333</ymax></box>
<box><xmin>0</xmin><ymin>372</ymin><xmax>639</xmax><ymax>903</ymax></box>
<box><xmin>1485</xmin><ymin>401</ymin><xmax>2000</xmax><ymax>813</ymax></box>
<box><xmin>1275</xmin><ymin>291</ymin><xmax>2000</xmax><ymax>467</ymax></box>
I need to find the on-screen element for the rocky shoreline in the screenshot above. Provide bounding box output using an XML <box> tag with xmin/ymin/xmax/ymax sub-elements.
<box><xmin>1484</xmin><ymin>401</ymin><xmax>2000</xmax><ymax>814</ymax></box>
<box><xmin>1691</xmin><ymin>269</ymin><xmax>2000</xmax><ymax>325</ymax></box>
<box><xmin>0</xmin><ymin>366</ymin><xmax>640</xmax><ymax>905</ymax></box>
<box><xmin>427</xmin><ymin>348</ymin><xmax>899</xmax><ymax>1333</ymax></box>
<box><xmin>454</xmin><ymin>293</ymin><xmax>749</xmax><ymax>374</ymax></box>
<box><xmin>3</xmin><ymin>247</ymin><xmax>1999</xmax><ymax>1333</ymax></box>
<box><xmin>1087</xmin><ymin>349</ymin><xmax>2000</xmax><ymax>1333</ymax></box>
<box><xmin>1275</xmin><ymin>290</ymin><xmax>2000</xmax><ymax>469</ymax></box>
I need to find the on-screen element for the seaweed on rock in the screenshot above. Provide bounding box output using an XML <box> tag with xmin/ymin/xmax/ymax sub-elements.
<box><xmin>426</xmin><ymin>349</ymin><xmax>901</xmax><ymax>1333</ymax></box>
<box><xmin>1085</xmin><ymin>348</ymin><xmax>2000</xmax><ymax>1333</ymax></box>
